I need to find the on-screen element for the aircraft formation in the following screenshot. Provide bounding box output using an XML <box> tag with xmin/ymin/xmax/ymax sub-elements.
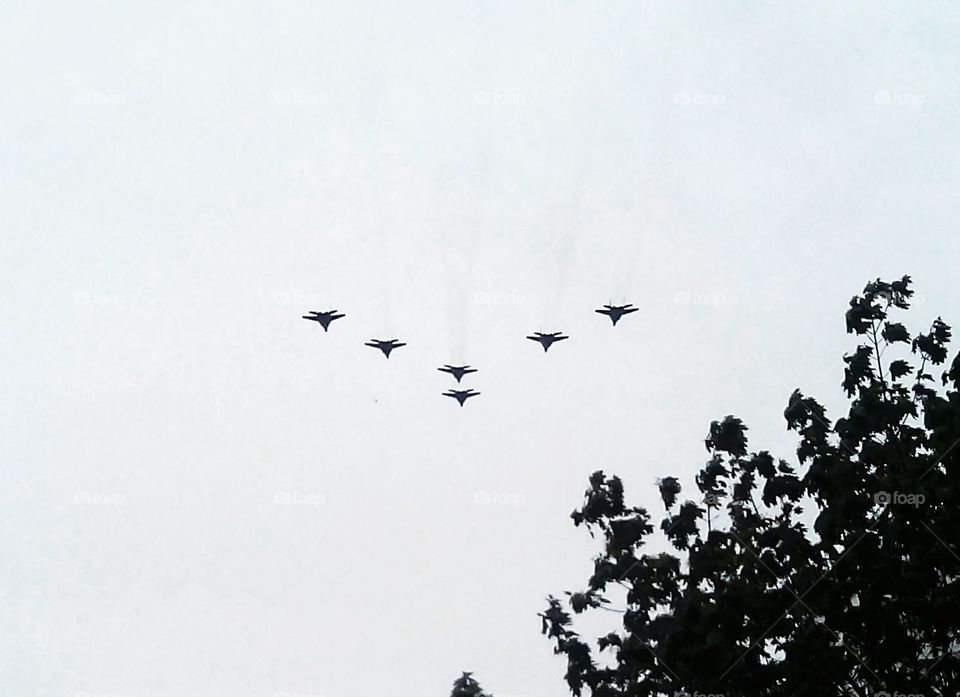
<box><xmin>302</xmin><ymin>303</ymin><xmax>639</xmax><ymax>407</ymax></box>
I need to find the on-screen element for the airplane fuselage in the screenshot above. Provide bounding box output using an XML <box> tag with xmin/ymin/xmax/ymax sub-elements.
<box><xmin>528</xmin><ymin>333</ymin><xmax>568</xmax><ymax>352</ymax></box>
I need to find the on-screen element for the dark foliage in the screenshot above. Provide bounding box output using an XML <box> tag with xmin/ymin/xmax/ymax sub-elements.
<box><xmin>535</xmin><ymin>276</ymin><xmax>959</xmax><ymax>696</ymax></box>
<box><xmin>450</xmin><ymin>672</ymin><xmax>492</xmax><ymax>697</ymax></box>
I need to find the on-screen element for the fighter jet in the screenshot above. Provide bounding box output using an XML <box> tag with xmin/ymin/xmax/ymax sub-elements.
<box><xmin>595</xmin><ymin>304</ymin><xmax>638</xmax><ymax>326</ymax></box>
<box><xmin>365</xmin><ymin>339</ymin><xmax>406</xmax><ymax>358</ymax></box>
<box><xmin>437</xmin><ymin>365</ymin><xmax>478</xmax><ymax>383</ymax></box>
<box><xmin>302</xmin><ymin>310</ymin><xmax>345</xmax><ymax>332</ymax></box>
<box><xmin>527</xmin><ymin>332</ymin><xmax>569</xmax><ymax>352</ymax></box>
<box><xmin>443</xmin><ymin>389</ymin><xmax>480</xmax><ymax>407</ymax></box>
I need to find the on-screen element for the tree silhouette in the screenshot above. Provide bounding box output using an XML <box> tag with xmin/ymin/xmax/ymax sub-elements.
<box><xmin>538</xmin><ymin>276</ymin><xmax>959</xmax><ymax>696</ymax></box>
<box><xmin>450</xmin><ymin>672</ymin><xmax>492</xmax><ymax>697</ymax></box>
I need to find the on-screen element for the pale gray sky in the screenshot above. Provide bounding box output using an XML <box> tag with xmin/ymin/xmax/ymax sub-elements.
<box><xmin>2</xmin><ymin>2</ymin><xmax>959</xmax><ymax>696</ymax></box>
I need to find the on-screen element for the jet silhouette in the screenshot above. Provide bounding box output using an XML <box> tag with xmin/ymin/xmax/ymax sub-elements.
<box><xmin>443</xmin><ymin>389</ymin><xmax>480</xmax><ymax>406</ymax></box>
<box><xmin>527</xmin><ymin>332</ymin><xmax>569</xmax><ymax>352</ymax></box>
<box><xmin>365</xmin><ymin>339</ymin><xmax>406</xmax><ymax>358</ymax></box>
<box><xmin>438</xmin><ymin>365</ymin><xmax>477</xmax><ymax>383</ymax></box>
<box><xmin>302</xmin><ymin>310</ymin><xmax>345</xmax><ymax>332</ymax></box>
<box><xmin>595</xmin><ymin>304</ymin><xmax>638</xmax><ymax>326</ymax></box>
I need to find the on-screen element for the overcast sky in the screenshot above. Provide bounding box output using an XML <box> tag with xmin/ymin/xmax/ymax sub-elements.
<box><xmin>2</xmin><ymin>2</ymin><xmax>960</xmax><ymax>696</ymax></box>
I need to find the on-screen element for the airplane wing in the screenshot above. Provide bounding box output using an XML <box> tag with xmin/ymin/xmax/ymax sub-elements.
<box><xmin>595</xmin><ymin>308</ymin><xmax>611</xmax><ymax>315</ymax></box>
<box><xmin>526</xmin><ymin>335</ymin><xmax>540</xmax><ymax>341</ymax></box>
<box><xmin>393</xmin><ymin>342</ymin><xmax>407</xmax><ymax>348</ymax></box>
<box><xmin>556</xmin><ymin>335</ymin><xmax>569</xmax><ymax>341</ymax></box>
<box><xmin>623</xmin><ymin>307</ymin><xmax>639</xmax><ymax>314</ymax></box>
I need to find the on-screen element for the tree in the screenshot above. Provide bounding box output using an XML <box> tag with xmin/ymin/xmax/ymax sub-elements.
<box><xmin>539</xmin><ymin>276</ymin><xmax>959</xmax><ymax>696</ymax></box>
<box><xmin>450</xmin><ymin>672</ymin><xmax>492</xmax><ymax>697</ymax></box>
